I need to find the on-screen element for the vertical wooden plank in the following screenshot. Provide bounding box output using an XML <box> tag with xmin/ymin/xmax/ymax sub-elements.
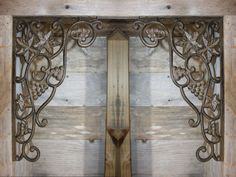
<box><xmin>105</xmin><ymin>31</ymin><xmax>131</xmax><ymax>177</ymax></box>
<box><xmin>0</xmin><ymin>15</ymin><xmax>13</xmax><ymax>176</ymax></box>
<box><xmin>224</xmin><ymin>15</ymin><xmax>236</xmax><ymax>177</ymax></box>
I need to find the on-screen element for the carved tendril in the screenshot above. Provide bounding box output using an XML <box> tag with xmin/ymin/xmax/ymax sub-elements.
<box><xmin>14</xmin><ymin>19</ymin><xmax>102</xmax><ymax>162</ymax></box>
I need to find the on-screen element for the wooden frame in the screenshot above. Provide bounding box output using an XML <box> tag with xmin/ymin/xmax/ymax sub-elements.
<box><xmin>0</xmin><ymin>1</ymin><xmax>236</xmax><ymax>177</ymax></box>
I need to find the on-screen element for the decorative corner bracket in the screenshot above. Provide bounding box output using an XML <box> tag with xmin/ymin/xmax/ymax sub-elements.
<box><xmin>13</xmin><ymin>17</ymin><xmax>224</xmax><ymax>163</ymax></box>
<box><xmin>13</xmin><ymin>18</ymin><xmax>102</xmax><ymax>161</ymax></box>
<box><xmin>133</xmin><ymin>19</ymin><xmax>224</xmax><ymax>162</ymax></box>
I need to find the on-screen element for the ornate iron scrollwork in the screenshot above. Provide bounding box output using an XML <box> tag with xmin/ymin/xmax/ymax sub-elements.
<box><xmin>13</xmin><ymin>18</ymin><xmax>102</xmax><ymax>161</ymax></box>
<box><xmin>134</xmin><ymin>19</ymin><xmax>224</xmax><ymax>162</ymax></box>
<box><xmin>13</xmin><ymin>17</ymin><xmax>223</xmax><ymax>162</ymax></box>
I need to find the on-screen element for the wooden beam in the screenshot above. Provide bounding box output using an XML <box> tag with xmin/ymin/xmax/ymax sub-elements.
<box><xmin>223</xmin><ymin>15</ymin><xmax>236</xmax><ymax>177</ymax></box>
<box><xmin>0</xmin><ymin>15</ymin><xmax>13</xmax><ymax>176</ymax></box>
<box><xmin>0</xmin><ymin>0</ymin><xmax>235</xmax><ymax>16</ymax></box>
<box><xmin>105</xmin><ymin>31</ymin><xmax>131</xmax><ymax>177</ymax></box>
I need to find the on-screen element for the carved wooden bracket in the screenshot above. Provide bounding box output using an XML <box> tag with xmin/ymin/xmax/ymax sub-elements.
<box><xmin>13</xmin><ymin>17</ymin><xmax>224</xmax><ymax>165</ymax></box>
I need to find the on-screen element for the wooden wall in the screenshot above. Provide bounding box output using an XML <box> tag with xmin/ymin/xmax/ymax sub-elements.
<box><xmin>0</xmin><ymin>0</ymin><xmax>235</xmax><ymax>16</ymax></box>
<box><xmin>0</xmin><ymin>1</ymin><xmax>236</xmax><ymax>177</ymax></box>
<box><xmin>11</xmin><ymin>36</ymin><xmax>206</xmax><ymax>177</ymax></box>
<box><xmin>224</xmin><ymin>16</ymin><xmax>236</xmax><ymax>177</ymax></box>
<box><xmin>129</xmin><ymin>37</ymin><xmax>204</xmax><ymax>177</ymax></box>
<box><xmin>0</xmin><ymin>15</ymin><xmax>13</xmax><ymax>176</ymax></box>
<box><xmin>30</xmin><ymin>37</ymin><xmax>107</xmax><ymax>177</ymax></box>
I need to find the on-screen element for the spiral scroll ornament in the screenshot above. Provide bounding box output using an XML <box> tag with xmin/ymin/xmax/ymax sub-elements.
<box><xmin>134</xmin><ymin>19</ymin><xmax>224</xmax><ymax>162</ymax></box>
<box><xmin>13</xmin><ymin>19</ymin><xmax>102</xmax><ymax>161</ymax></box>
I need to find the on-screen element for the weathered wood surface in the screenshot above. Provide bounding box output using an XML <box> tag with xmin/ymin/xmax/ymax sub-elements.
<box><xmin>29</xmin><ymin>106</ymin><xmax>204</xmax><ymax>177</ymax></box>
<box><xmin>131</xmin><ymin>106</ymin><xmax>201</xmax><ymax>141</ymax></box>
<box><xmin>106</xmin><ymin>31</ymin><xmax>131</xmax><ymax>177</ymax></box>
<box><xmin>132</xmin><ymin>140</ymin><xmax>204</xmax><ymax>177</ymax></box>
<box><xmin>0</xmin><ymin>15</ymin><xmax>33</xmax><ymax>177</ymax></box>
<box><xmin>223</xmin><ymin>16</ymin><xmax>236</xmax><ymax>177</ymax></box>
<box><xmin>129</xmin><ymin>37</ymin><xmax>179</xmax><ymax>74</ymax></box>
<box><xmin>0</xmin><ymin>15</ymin><xmax>13</xmax><ymax>176</ymax></box>
<box><xmin>6</xmin><ymin>18</ymin><xmax>230</xmax><ymax>177</ymax></box>
<box><xmin>0</xmin><ymin>0</ymin><xmax>236</xmax><ymax>16</ymax></box>
<box><xmin>37</xmin><ymin>72</ymin><xmax>200</xmax><ymax>107</ymax></box>
<box><xmin>37</xmin><ymin>72</ymin><xmax>107</xmax><ymax>107</ymax></box>
<box><xmin>57</xmin><ymin>37</ymin><xmax>107</xmax><ymax>73</ymax></box>
<box><xmin>130</xmin><ymin>73</ymin><xmax>200</xmax><ymax>107</ymax></box>
<box><xmin>41</xmin><ymin>37</ymin><xmax>196</xmax><ymax>108</ymax></box>
<box><xmin>34</xmin><ymin>106</ymin><xmax>106</xmax><ymax>140</ymax></box>
<box><xmin>31</xmin><ymin>140</ymin><xmax>105</xmax><ymax>177</ymax></box>
<box><xmin>31</xmin><ymin>105</ymin><xmax>206</xmax><ymax>177</ymax></box>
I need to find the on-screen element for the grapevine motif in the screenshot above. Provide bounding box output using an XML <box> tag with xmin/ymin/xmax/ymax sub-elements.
<box><xmin>14</xmin><ymin>18</ymin><xmax>223</xmax><ymax>163</ymax></box>
<box><xmin>14</xmin><ymin>19</ymin><xmax>102</xmax><ymax>161</ymax></box>
<box><xmin>135</xmin><ymin>19</ymin><xmax>223</xmax><ymax>162</ymax></box>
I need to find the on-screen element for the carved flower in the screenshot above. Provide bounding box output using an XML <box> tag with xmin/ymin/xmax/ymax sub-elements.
<box><xmin>34</xmin><ymin>31</ymin><xmax>61</xmax><ymax>55</ymax></box>
<box><xmin>205</xmin><ymin>94</ymin><xmax>220</xmax><ymax>111</ymax></box>
<box><xmin>16</xmin><ymin>94</ymin><xmax>31</xmax><ymax>111</ymax></box>
<box><xmin>16</xmin><ymin>36</ymin><xmax>37</xmax><ymax>60</ymax></box>
<box><xmin>202</xmin><ymin>36</ymin><xmax>220</xmax><ymax>61</ymax></box>
<box><xmin>176</xmin><ymin>31</ymin><xmax>202</xmax><ymax>55</ymax></box>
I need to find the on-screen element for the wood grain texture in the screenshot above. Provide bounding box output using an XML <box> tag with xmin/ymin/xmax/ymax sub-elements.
<box><xmin>34</xmin><ymin>106</ymin><xmax>106</xmax><ymax>141</ymax></box>
<box><xmin>31</xmin><ymin>139</ymin><xmax>105</xmax><ymax>177</ymax></box>
<box><xmin>0</xmin><ymin>15</ymin><xmax>13</xmax><ymax>176</ymax></box>
<box><xmin>129</xmin><ymin>37</ymin><xmax>181</xmax><ymax>74</ymax></box>
<box><xmin>106</xmin><ymin>31</ymin><xmax>131</xmax><ymax>177</ymax></box>
<box><xmin>131</xmin><ymin>140</ymin><xmax>204</xmax><ymax>177</ymax></box>
<box><xmin>223</xmin><ymin>16</ymin><xmax>236</xmax><ymax>177</ymax></box>
<box><xmin>3</xmin><ymin>13</ymin><xmax>235</xmax><ymax>177</ymax></box>
<box><xmin>57</xmin><ymin>37</ymin><xmax>107</xmax><ymax>73</ymax></box>
<box><xmin>29</xmin><ymin>105</ymin><xmax>206</xmax><ymax>177</ymax></box>
<box><xmin>131</xmin><ymin>106</ymin><xmax>201</xmax><ymax>141</ymax></box>
<box><xmin>130</xmin><ymin>107</ymin><xmax>204</xmax><ymax>177</ymax></box>
<box><xmin>0</xmin><ymin>0</ymin><xmax>236</xmax><ymax>16</ymax></box>
<box><xmin>130</xmin><ymin>73</ymin><xmax>201</xmax><ymax>107</ymax></box>
<box><xmin>37</xmin><ymin>73</ymin><xmax>107</xmax><ymax>107</ymax></box>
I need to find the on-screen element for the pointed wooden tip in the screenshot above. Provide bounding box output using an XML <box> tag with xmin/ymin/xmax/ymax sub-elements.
<box><xmin>108</xmin><ymin>29</ymin><xmax>128</xmax><ymax>40</ymax></box>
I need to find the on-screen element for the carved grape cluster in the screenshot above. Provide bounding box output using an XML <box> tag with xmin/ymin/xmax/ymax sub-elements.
<box><xmin>50</xmin><ymin>66</ymin><xmax>64</xmax><ymax>81</ymax></box>
<box><xmin>187</xmin><ymin>81</ymin><xmax>205</xmax><ymax>100</ymax></box>
<box><xmin>31</xmin><ymin>81</ymin><xmax>48</xmax><ymax>100</ymax></box>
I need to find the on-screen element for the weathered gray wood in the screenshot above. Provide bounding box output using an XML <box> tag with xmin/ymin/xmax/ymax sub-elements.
<box><xmin>131</xmin><ymin>106</ymin><xmax>201</xmax><ymax>141</ymax></box>
<box><xmin>130</xmin><ymin>73</ymin><xmax>201</xmax><ymax>107</ymax></box>
<box><xmin>30</xmin><ymin>105</ymin><xmax>204</xmax><ymax>177</ymax></box>
<box><xmin>0</xmin><ymin>15</ymin><xmax>13</xmax><ymax>176</ymax></box>
<box><xmin>37</xmin><ymin>72</ymin><xmax>201</xmax><ymax>107</ymax></box>
<box><xmin>106</xmin><ymin>31</ymin><xmax>131</xmax><ymax>177</ymax></box>
<box><xmin>0</xmin><ymin>0</ymin><xmax>236</xmax><ymax>16</ymax></box>
<box><xmin>223</xmin><ymin>16</ymin><xmax>236</xmax><ymax>177</ymax></box>
<box><xmin>34</xmin><ymin>106</ymin><xmax>106</xmax><ymax>140</ymax></box>
<box><xmin>37</xmin><ymin>73</ymin><xmax>107</xmax><ymax>107</ymax></box>
<box><xmin>131</xmin><ymin>140</ymin><xmax>204</xmax><ymax>177</ymax></box>
<box><xmin>31</xmin><ymin>139</ymin><xmax>105</xmax><ymax>177</ymax></box>
<box><xmin>56</xmin><ymin>37</ymin><xmax>107</xmax><ymax>73</ymax></box>
<box><xmin>129</xmin><ymin>37</ymin><xmax>182</xmax><ymax>74</ymax></box>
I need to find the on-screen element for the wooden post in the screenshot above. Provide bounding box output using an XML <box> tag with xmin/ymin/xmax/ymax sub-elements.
<box><xmin>0</xmin><ymin>15</ymin><xmax>13</xmax><ymax>176</ymax></box>
<box><xmin>223</xmin><ymin>16</ymin><xmax>236</xmax><ymax>177</ymax></box>
<box><xmin>105</xmin><ymin>30</ymin><xmax>131</xmax><ymax>177</ymax></box>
